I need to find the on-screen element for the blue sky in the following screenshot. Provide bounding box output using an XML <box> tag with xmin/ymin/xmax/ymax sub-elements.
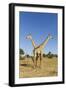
<box><xmin>19</xmin><ymin>12</ymin><xmax>58</xmax><ymax>55</ymax></box>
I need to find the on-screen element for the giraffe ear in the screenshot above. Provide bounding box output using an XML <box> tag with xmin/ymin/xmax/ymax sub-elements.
<box><xmin>48</xmin><ymin>34</ymin><xmax>53</xmax><ymax>39</ymax></box>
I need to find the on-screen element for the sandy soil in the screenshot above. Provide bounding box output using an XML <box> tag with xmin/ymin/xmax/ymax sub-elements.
<box><xmin>19</xmin><ymin>57</ymin><xmax>58</xmax><ymax>78</ymax></box>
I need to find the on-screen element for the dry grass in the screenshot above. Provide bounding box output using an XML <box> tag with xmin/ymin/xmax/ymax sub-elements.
<box><xmin>19</xmin><ymin>57</ymin><xmax>58</xmax><ymax>78</ymax></box>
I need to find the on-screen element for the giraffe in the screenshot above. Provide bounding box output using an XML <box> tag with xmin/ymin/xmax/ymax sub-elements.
<box><xmin>26</xmin><ymin>34</ymin><xmax>52</xmax><ymax>68</ymax></box>
<box><xmin>33</xmin><ymin>35</ymin><xmax>52</xmax><ymax>68</ymax></box>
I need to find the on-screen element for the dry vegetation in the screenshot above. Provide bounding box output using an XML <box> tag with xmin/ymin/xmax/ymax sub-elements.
<box><xmin>19</xmin><ymin>56</ymin><xmax>58</xmax><ymax>78</ymax></box>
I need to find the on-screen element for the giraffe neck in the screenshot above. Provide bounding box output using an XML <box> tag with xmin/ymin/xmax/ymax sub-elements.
<box><xmin>31</xmin><ymin>39</ymin><xmax>36</xmax><ymax>48</ymax></box>
<box><xmin>40</xmin><ymin>36</ymin><xmax>51</xmax><ymax>49</ymax></box>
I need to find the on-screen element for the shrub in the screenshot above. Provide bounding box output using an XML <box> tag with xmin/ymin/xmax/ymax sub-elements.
<box><xmin>47</xmin><ymin>52</ymin><xmax>53</xmax><ymax>58</ymax></box>
<box><xmin>43</xmin><ymin>54</ymin><xmax>46</xmax><ymax>57</ymax></box>
<box><xmin>26</xmin><ymin>54</ymin><xmax>30</xmax><ymax>58</ymax></box>
<box><xmin>20</xmin><ymin>48</ymin><xmax>24</xmax><ymax>55</ymax></box>
<box><xmin>54</xmin><ymin>54</ymin><xmax>58</xmax><ymax>57</ymax></box>
<box><xmin>47</xmin><ymin>54</ymin><xmax>53</xmax><ymax>58</ymax></box>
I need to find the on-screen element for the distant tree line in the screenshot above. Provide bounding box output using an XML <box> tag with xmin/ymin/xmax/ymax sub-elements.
<box><xmin>43</xmin><ymin>52</ymin><xmax>58</xmax><ymax>58</ymax></box>
<box><xmin>19</xmin><ymin>49</ymin><xmax>58</xmax><ymax>60</ymax></box>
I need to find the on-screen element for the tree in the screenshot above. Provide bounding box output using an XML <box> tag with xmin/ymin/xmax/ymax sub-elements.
<box><xmin>54</xmin><ymin>54</ymin><xmax>58</xmax><ymax>57</ymax></box>
<box><xmin>26</xmin><ymin>54</ymin><xmax>30</xmax><ymax>58</ymax></box>
<box><xmin>47</xmin><ymin>51</ymin><xmax>53</xmax><ymax>58</ymax></box>
<box><xmin>48</xmin><ymin>52</ymin><xmax>51</xmax><ymax>55</ymax></box>
<box><xmin>20</xmin><ymin>49</ymin><xmax>24</xmax><ymax>55</ymax></box>
<box><xmin>43</xmin><ymin>53</ymin><xmax>46</xmax><ymax>57</ymax></box>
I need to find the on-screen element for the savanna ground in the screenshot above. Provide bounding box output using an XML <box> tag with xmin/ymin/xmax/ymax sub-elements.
<box><xmin>19</xmin><ymin>57</ymin><xmax>58</xmax><ymax>78</ymax></box>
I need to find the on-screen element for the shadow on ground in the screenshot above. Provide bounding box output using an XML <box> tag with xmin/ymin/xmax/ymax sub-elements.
<box><xmin>20</xmin><ymin>64</ymin><xmax>34</xmax><ymax>68</ymax></box>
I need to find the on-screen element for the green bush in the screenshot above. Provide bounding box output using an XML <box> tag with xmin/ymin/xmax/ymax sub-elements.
<box><xmin>43</xmin><ymin>54</ymin><xmax>46</xmax><ymax>57</ymax></box>
<box><xmin>47</xmin><ymin>52</ymin><xmax>53</xmax><ymax>58</ymax></box>
<box><xmin>54</xmin><ymin>54</ymin><xmax>58</xmax><ymax>57</ymax></box>
<box><xmin>26</xmin><ymin>55</ymin><xmax>30</xmax><ymax>58</ymax></box>
<box><xmin>20</xmin><ymin>48</ymin><xmax>24</xmax><ymax>55</ymax></box>
<box><xmin>47</xmin><ymin>54</ymin><xmax>53</xmax><ymax>58</ymax></box>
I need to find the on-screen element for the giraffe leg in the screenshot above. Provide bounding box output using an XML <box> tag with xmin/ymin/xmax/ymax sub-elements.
<box><xmin>34</xmin><ymin>53</ymin><xmax>38</xmax><ymax>68</ymax></box>
<box><xmin>35</xmin><ymin>56</ymin><xmax>37</xmax><ymax>67</ymax></box>
<box><xmin>33</xmin><ymin>58</ymin><xmax>36</xmax><ymax>68</ymax></box>
<box><xmin>33</xmin><ymin>56</ymin><xmax>36</xmax><ymax>69</ymax></box>
<box><xmin>35</xmin><ymin>54</ymin><xmax>37</xmax><ymax>67</ymax></box>
<box><xmin>33</xmin><ymin>52</ymin><xmax>36</xmax><ymax>69</ymax></box>
<box><xmin>39</xmin><ymin>53</ymin><xmax>42</xmax><ymax>68</ymax></box>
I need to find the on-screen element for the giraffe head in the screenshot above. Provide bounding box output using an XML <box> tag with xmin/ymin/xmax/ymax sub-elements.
<box><xmin>26</xmin><ymin>34</ymin><xmax>32</xmax><ymax>40</ymax></box>
<box><xmin>48</xmin><ymin>34</ymin><xmax>53</xmax><ymax>39</ymax></box>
